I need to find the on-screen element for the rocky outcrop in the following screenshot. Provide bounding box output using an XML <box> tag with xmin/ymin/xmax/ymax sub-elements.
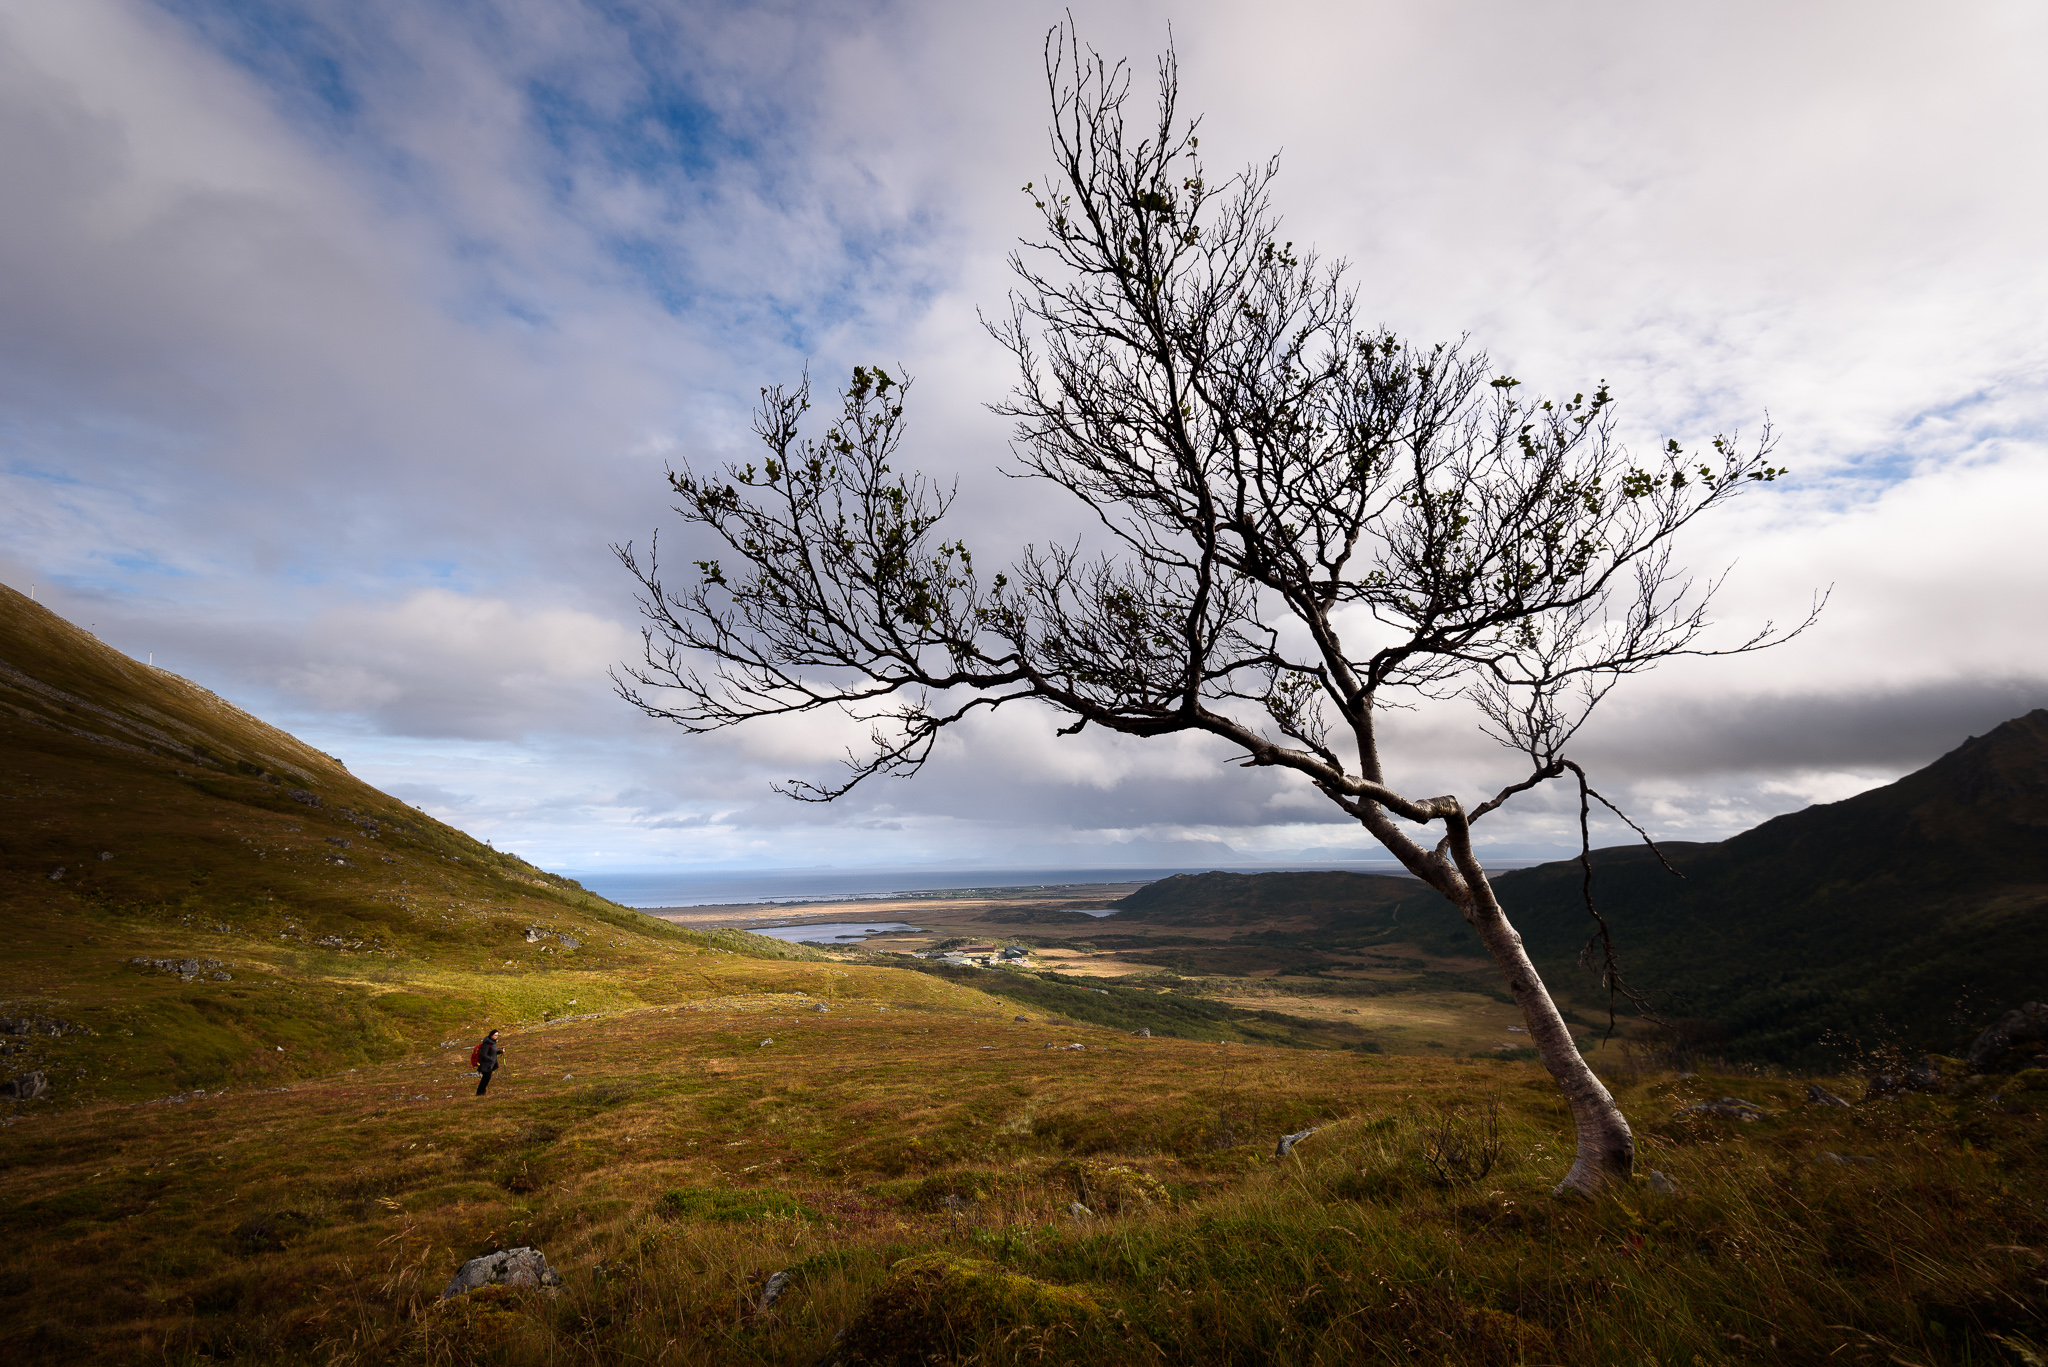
<box><xmin>1966</xmin><ymin>1003</ymin><xmax>2048</xmax><ymax>1072</ymax></box>
<box><xmin>1863</xmin><ymin>1054</ymin><xmax>1970</xmax><ymax>1100</ymax></box>
<box><xmin>129</xmin><ymin>956</ymin><xmax>231</xmax><ymax>982</ymax></box>
<box><xmin>0</xmin><ymin>1015</ymin><xmax>83</xmax><ymax>1039</ymax></box>
<box><xmin>2</xmin><ymin>1071</ymin><xmax>49</xmax><ymax>1101</ymax></box>
<box><xmin>441</xmin><ymin>1247</ymin><xmax>562</xmax><ymax>1299</ymax></box>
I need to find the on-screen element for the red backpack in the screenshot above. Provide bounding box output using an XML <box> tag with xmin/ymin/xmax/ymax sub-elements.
<box><xmin>468</xmin><ymin>1039</ymin><xmax>484</xmax><ymax>1068</ymax></box>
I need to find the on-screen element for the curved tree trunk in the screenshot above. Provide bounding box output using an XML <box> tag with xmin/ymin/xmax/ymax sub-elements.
<box><xmin>1368</xmin><ymin>804</ymin><xmax>1636</xmax><ymax>1196</ymax></box>
<box><xmin>1461</xmin><ymin>869</ymin><xmax>1634</xmax><ymax>1195</ymax></box>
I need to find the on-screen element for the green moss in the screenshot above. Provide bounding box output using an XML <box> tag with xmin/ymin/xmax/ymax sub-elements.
<box><xmin>837</xmin><ymin>1252</ymin><xmax>1107</xmax><ymax>1366</ymax></box>
<box><xmin>1048</xmin><ymin>1158</ymin><xmax>1169</xmax><ymax>1213</ymax></box>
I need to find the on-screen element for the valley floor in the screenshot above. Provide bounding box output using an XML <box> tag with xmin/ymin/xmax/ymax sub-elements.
<box><xmin>5</xmin><ymin>960</ymin><xmax>2045</xmax><ymax>1366</ymax></box>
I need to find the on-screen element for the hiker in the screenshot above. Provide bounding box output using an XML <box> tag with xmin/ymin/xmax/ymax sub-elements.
<box><xmin>471</xmin><ymin>1029</ymin><xmax>505</xmax><ymax>1096</ymax></box>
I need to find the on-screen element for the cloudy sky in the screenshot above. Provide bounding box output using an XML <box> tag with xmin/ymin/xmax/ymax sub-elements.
<box><xmin>4</xmin><ymin>0</ymin><xmax>2045</xmax><ymax>878</ymax></box>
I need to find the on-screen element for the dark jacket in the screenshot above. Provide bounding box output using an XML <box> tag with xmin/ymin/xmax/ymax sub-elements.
<box><xmin>478</xmin><ymin>1037</ymin><xmax>502</xmax><ymax>1071</ymax></box>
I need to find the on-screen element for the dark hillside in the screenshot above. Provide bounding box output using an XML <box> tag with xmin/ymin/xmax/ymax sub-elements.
<box><xmin>1108</xmin><ymin>870</ymin><xmax>1419</xmax><ymax>927</ymax></box>
<box><xmin>1099</xmin><ymin>714</ymin><xmax>2048</xmax><ymax>1064</ymax></box>
<box><xmin>1404</xmin><ymin>711</ymin><xmax>2048</xmax><ymax>1062</ymax></box>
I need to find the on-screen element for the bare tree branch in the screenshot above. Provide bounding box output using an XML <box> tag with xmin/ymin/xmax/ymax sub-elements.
<box><xmin>613</xmin><ymin>21</ymin><xmax>1823</xmax><ymax>1196</ymax></box>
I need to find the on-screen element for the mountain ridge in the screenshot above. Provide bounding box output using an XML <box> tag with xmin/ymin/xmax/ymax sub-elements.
<box><xmin>1104</xmin><ymin>710</ymin><xmax>2048</xmax><ymax>1062</ymax></box>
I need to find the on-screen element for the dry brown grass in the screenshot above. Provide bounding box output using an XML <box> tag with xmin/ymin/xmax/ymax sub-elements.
<box><xmin>5</xmin><ymin>983</ymin><xmax>2045</xmax><ymax>1366</ymax></box>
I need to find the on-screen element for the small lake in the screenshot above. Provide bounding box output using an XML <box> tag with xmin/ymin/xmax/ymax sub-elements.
<box><xmin>746</xmin><ymin>921</ymin><xmax>923</xmax><ymax>944</ymax></box>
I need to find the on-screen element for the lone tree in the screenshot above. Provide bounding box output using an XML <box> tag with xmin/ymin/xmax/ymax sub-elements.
<box><xmin>616</xmin><ymin>30</ymin><xmax>1815</xmax><ymax>1195</ymax></box>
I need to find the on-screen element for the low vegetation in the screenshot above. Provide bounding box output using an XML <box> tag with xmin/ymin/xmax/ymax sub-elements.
<box><xmin>5</xmin><ymin>987</ymin><xmax>2046</xmax><ymax>1365</ymax></box>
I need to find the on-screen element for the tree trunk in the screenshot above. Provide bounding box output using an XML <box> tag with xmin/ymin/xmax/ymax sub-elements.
<box><xmin>1462</xmin><ymin>872</ymin><xmax>1634</xmax><ymax>1195</ymax></box>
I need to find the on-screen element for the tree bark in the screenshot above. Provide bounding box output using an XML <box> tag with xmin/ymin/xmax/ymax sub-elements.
<box><xmin>1460</xmin><ymin>869</ymin><xmax>1634</xmax><ymax>1195</ymax></box>
<box><xmin>1355</xmin><ymin>798</ymin><xmax>1635</xmax><ymax>1196</ymax></box>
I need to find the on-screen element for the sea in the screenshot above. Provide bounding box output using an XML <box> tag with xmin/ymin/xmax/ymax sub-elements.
<box><xmin>560</xmin><ymin>863</ymin><xmax>1415</xmax><ymax>910</ymax></box>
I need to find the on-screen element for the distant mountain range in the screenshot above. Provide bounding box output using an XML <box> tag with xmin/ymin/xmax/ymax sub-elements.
<box><xmin>1107</xmin><ymin>711</ymin><xmax>2048</xmax><ymax>1064</ymax></box>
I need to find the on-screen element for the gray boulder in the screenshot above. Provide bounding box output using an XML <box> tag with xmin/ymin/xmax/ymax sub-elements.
<box><xmin>1679</xmin><ymin>1096</ymin><xmax>1769</xmax><ymax>1121</ymax></box>
<box><xmin>1806</xmin><ymin>1084</ymin><xmax>1850</xmax><ymax>1108</ymax></box>
<box><xmin>1864</xmin><ymin>1055</ymin><xmax>1958</xmax><ymax>1100</ymax></box>
<box><xmin>441</xmin><ymin>1247</ymin><xmax>562</xmax><ymax>1299</ymax></box>
<box><xmin>1966</xmin><ymin>1003</ymin><xmax>2048</xmax><ymax>1072</ymax></box>
<box><xmin>2</xmin><ymin>1071</ymin><xmax>49</xmax><ymax>1101</ymax></box>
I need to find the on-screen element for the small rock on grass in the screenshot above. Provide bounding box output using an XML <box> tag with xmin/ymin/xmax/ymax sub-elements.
<box><xmin>2</xmin><ymin>1071</ymin><xmax>49</xmax><ymax>1101</ymax></box>
<box><xmin>1065</xmin><ymin>1201</ymin><xmax>1092</xmax><ymax>1220</ymax></box>
<box><xmin>758</xmin><ymin>1270</ymin><xmax>791</xmax><ymax>1313</ymax></box>
<box><xmin>1806</xmin><ymin>1084</ymin><xmax>1850</xmax><ymax>1107</ymax></box>
<box><xmin>1647</xmin><ymin>1170</ymin><xmax>1677</xmax><ymax>1195</ymax></box>
<box><xmin>441</xmin><ymin>1247</ymin><xmax>562</xmax><ymax>1299</ymax></box>
<box><xmin>1274</xmin><ymin>1128</ymin><xmax>1316</xmax><ymax>1159</ymax></box>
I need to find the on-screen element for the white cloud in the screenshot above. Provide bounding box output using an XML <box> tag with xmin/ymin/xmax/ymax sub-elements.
<box><xmin>274</xmin><ymin>589</ymin><xmax>638</xmax><ymax>738</ymax></box>
<box><xmin>2</xmin><ymin>0</ymin><xmax>2044</xmax><ymax>872</ymax></box>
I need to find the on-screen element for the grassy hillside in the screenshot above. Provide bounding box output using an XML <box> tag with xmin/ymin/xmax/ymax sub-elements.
<box><xmin>0</xmin><ymin>584</ymin><xmax>841</xmax><ymax>1106</ymax></box>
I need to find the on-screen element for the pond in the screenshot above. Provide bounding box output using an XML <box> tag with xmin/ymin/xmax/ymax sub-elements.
<box><xmin>745</xmin><ymin>921</ymin><xmax>923</xmax><ymax>944</ymax></box>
